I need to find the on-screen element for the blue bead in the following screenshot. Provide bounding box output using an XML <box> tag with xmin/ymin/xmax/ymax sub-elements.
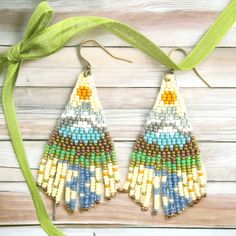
<box><xmin>163</xmin><ymin>206</ymin><xmax>169</xmax><ymax>215</ymax></box>
<box><xmin>154</xmin><ymin>188</ymin><xmax>160</xmax><ymax>194</ymax></box>
<box><xmin>162</xmin><ymin>170</ymin><xmax>167</xmax><ymax>175</ymax></box>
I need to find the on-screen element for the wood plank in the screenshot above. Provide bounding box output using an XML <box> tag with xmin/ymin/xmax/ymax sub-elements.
<box><xmin>1</xmin><ymin>47</ymin><xmax>236</xmax><ymax>88</ymax></box>
<box><xmin>0</xmin><ymin>226</ymin><xmax>91</xmax><ymax>236</ymax></box>
<box><xmin>0</xmin><ymin>192</ymin><xmax>235</xmax><ymax>227</ymax></box>
<box><xmin>0</xmin><ymin>192</ymin><xmax>53</xmax><ymax>224</ymax></box>
<box><xmin>0</xmin><ymin>88</ymin><xmax>234</xmax><ymax>109</ymax></box>
<box><xmin>54</xmin><ymin>194</ymin><xmax>236</xmax><ymax>227</ymax></box>
<box><xmin>1</xmin><ymin>227</ymin><xmax>236</xmax><ymax>236</ymax></box>
<box><xmin>1</xmin><ymin>107</ymin><xmax>236</xmax><ymax>141</ymax></box>
<box><xmin>0</xmin><ymin>0</ymin><xmax>231</xmax><ymax>12</ymax></box>
<box><xmin>0</xmin><ymin>2</ymin><xmax>235</xmax><ymax>47</ymax></box>
<box><xmin>1</xmin><ymin>182</ymin><xmax>235</xmax><ymax>195</ymax></box>
<box><xmin>0</xmin><ymin>141</ymin><xmax>235</xmax><ymax>182</ymax></box>
<box><xmin>0</xmin><ymin>182</ymin><xmax>235</xmax><ymax>226</ymax></box>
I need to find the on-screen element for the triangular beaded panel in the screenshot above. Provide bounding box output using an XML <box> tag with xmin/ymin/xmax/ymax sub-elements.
<box><xmin>124</xmin><ymin>73</ymin><xmax>206</xmax><ymax>217</ymax></box>
<box><xmin>37</xmin><ymin>73</ymin><xmax>120</xmax><ymax>212</ymax></box>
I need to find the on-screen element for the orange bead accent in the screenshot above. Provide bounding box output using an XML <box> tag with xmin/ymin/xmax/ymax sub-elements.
<box><xmin>76</xmin><ymin>85</ymin><xmax>92</xmax><ymax>100</ymax></box>
<box><xmin>161</xmin><ymin>90</ymin><xmax>177</xmax><ymax>104</ymax></box>
<box><xmin>60</xmin><ymin>175</ymin><xmax>66</xmax><ymax>180</ymax></box>
<box><xmin>188</xmin><ymin>176</ymin><xmax>193</xmax><ymax>181</ymax></box>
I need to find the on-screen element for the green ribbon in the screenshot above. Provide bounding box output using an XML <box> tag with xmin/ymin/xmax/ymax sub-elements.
<box><xmin>1</xmin><ymin>1</ymin><xmax>236</xmax><ymax>235</ymax></box>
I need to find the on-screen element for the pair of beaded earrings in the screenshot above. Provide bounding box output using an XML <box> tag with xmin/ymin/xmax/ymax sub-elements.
<box><xmin>37</xmin><ymin>40</ymin><xmax>207</xmax><ymax>218</ymax></box>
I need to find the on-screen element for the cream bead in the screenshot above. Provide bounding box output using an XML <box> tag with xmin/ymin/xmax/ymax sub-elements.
<box><xmin>109</xmin><ymin>178</ymin><xmax>116</xmax><ymax>195</ymax></box>
<box><xmin>113</xmin><ymin>164</ymin><xmax>120</xmax><ymax>182</ymax></box>
<box><xmin>162</xmin><ymin>196</ymin><xmax>168</xmax><ymax>207</ymax></box>
<box><xmin>108</xmin><ymin>163</ymin><xmax>113</xmax><ymax>177</ymax></box>
<box><xmin>141</xmin><ymin>168</ymin><xmax>149</xmax><ymax>194</ymax></box>
<box><xmin>130</xmin><ymin>166</ymin><xmax>139</xmax><ymax>189</ymax></box>
<box><xmin>105</xmin><ymin>187</ymin><xmax>111</xmax><ymax>198</ymax></box>
<box><xmin>134</xmin><ymin>184</ymin><xmax>141</xmax><ymax>201</ymax></box>
<box><xmin>194</xmin><ymin>183</ymin><xmax>201</xmax><ymax>197</ymax></box>
<box><xmin>53</xmin><ymin>163</ymin><xmax>63</xmax><ymax>187</ymax></box>
<box><xmin>129</xmin><ymin>189</ymin><xmax>135</xmax><ymax>197</ymax></box>
<box><xmin>95</xmin><ymin>167</ymin><xmax>102</xmax><ymax>180</ymax></box>
<box><xmin>154</xmin><ymin>195</ymin><xmax>160</xmax><ymax>211</ymax></box>
<box><xmin>43</xmin><ymin>159</ymin><xmax>52</xmax><ymax>181</ymax></box>
<box><xmin>95</xmin><ymin>182</ymin><xmax>101</xmax><ymax>195</ymax></box>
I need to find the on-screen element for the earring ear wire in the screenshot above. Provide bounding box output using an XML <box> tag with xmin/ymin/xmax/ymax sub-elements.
<box><xmin>78</xmin><ymin>39</ymin><xmax>132</xmax><ymax>76</ymax></box>
<box><xmin>168</xmin><ymin>47</ymin><xmax>211</xmax><ymax>88</ymax></box>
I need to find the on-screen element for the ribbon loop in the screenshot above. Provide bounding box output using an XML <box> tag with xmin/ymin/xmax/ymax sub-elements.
<box><xmin>4</xmin><ymin>1</ymin><xmax>53</xmax><ymax>65</ymax></box>
<box><xmin>7</xmin><ymin>42</ymin><xmax>23</xmax><ymax>63</ymax></box>
<box><xmin>23</xmin><ymin>1</ymin><xmax>53</xmax><ymax>41</ymax></box>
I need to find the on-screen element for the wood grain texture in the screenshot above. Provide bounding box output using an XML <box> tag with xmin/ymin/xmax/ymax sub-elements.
<box><xmin>1</xmin><ymin>87</ymin><xmax>236</xmax><ymax>141</ymax></box>
<box><xmin>0</xmin><ymin>182</ymin><xmax>235</xmax><ymax>227</ymax></box>
<box><xmin>1</xmin><ymin>227</ymin><xmax>236</xmax><ymax>236</ymax></box>
<box><xmin>0</xmin><ymin>192</ymin><xmax>53</xmax><ymax>225</ymax></box>
<box><xmin>1</xmin><ymin>182</ymin><xmax>236</xmax><ymax>195</ymax></box>
<box><xmin>0</xmin><ymin>141</ymin><xmax>235</xmax><ymax>182</ymax></box>
<box><xmin>1</xmin><ymin>88</ymin><xmax>235</xmax><ymax>109</ymax></box>
<box><xmin>0</xmin><ymin>0</ymin><xmax>235</xmax><ymax>47</ymax></box>
<box><xmin>1</xmin><ymin>47</ymin><xmax>236</xmax><ymax>88</ymax></box>
<box><xmin>55</xmin><ymin>195</ymin><xmax>236</xmax><ymax>227</ymax></box>
<box><xmin>0</xmin><ymin>0</ymin><xmax>236</xmax><ymax>233</ymax></box>
<box><xmin>1</xmin><ymin>140</ymin><xmax>236</xmax><ymax>227</ymax></box>
<box><xmin>0</xmin><ymin>0</ymin><xmax>231</xmax><ymax>11</ymax></box>
<box><xmin>1</xmin><ymin>107</ymin><xmax>236</xmax><ymax>141</ymax></box>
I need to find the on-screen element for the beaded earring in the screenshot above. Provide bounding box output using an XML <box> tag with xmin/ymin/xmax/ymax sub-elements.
<box><xmin>37</xmin><ymin>40</ymin><xmax>131</xmax><ymax>213</ymax></box>
<box><xmin>123</xmin><ymin>49</ymin><xmax>209</xmax><ymax>218</ymax></box>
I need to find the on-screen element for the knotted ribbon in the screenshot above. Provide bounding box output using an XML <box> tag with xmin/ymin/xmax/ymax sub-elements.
<box><xmin>1</xmin><ymin>1</ymin><xmax>236</xmax><ymax>235</ymax></box>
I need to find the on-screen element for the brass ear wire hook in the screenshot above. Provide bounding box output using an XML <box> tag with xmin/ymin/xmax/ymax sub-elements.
<box><xmin>168</xmin><ymin>47</ymin><xmax>211</xmax><ymax>88</ymax></box>
<box><xmin>78</xmin><ymin>39</ymin><xmax>132</xmax><ymax>76</ymax></box>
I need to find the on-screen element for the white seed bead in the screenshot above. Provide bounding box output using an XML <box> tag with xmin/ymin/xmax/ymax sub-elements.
<box><xmin>141</xmin><ymin>168</ymin><xmax>149</xmax><ymax>194</ymax></box>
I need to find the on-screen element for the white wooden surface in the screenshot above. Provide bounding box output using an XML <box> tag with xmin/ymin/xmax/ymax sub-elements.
<box><xmin>1</xmin><ymin>227</ymin><xmax>236</xmax><ymax>236</ymax></box>
<box><xmin>0</xmin><ymin>0</ymin><xmax>236</xmax><ymax>235</ymax></box>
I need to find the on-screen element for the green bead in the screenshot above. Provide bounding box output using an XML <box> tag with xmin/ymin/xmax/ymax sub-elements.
<box><xmin>172</xmin><ymin>164</ymin><xmax>176</xmax><ymax>169</ymax></box>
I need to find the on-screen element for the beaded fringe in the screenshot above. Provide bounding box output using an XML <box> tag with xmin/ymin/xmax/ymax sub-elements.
<box><xmin>37</xmin><ymin>72</ymin><xmax>120</xmax><ymax>212</ymax></box>
<box><xmin>123</xmin><ymin>73</ymin><xmax>207</xmax><ymax>217</ymax></box>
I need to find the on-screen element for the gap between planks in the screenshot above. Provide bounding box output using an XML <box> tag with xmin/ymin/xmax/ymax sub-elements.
<box><xmin>0</xmin><ymin>191</ymin><xmax>236</xmax><ymax>227</ymax></box>
<box><xmin>1</xmin><ymin>106</ymin><xmax>236</xmax><ymax>141</ymax></box>
<box><xmin>1</xmin><ymin>47</ymin><xmax>236</xmax><ymax>88</ymax></box>
<box><xmin>0</xmin><ymin>141</ymin><xmax>236</xmax><ymax>181</ymax></box>
<box><xmin>0</xmin><ymin>1</ymin><xmax>235</xmax><ymax>47</ymax></box>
